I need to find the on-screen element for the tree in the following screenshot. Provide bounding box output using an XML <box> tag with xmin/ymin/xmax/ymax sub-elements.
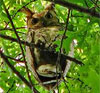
<box><xmin>0</xmin><ymin>0</ymin><xmax>100</xmax><ymax>93</ymax></box>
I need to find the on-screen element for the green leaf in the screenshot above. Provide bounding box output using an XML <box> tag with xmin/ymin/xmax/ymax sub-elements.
<box><xmin>0</xmin><ymin>0</ymin><xmax>3</xmax><ymax>12</ymax></box>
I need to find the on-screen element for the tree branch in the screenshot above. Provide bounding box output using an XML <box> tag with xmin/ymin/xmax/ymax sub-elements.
<box><xmin>0</xmin><ymin>51</ymin><xmax>31</xmax><ymax>88</ymax></box>
<box><xmin>2</xmin><ymin>1</ymin><xmax>37</xmax><ymax>92</ymax></box>
<box><xmin>0</xmin><ymin>27</ymin><xmax>26</xmax><ymax>34</ymax></box>
<box><xmin>0</xmin><ymin>34</ymin><xmax>83</xmax><ymax>65</ymax></box>
<box><xmin>0</xmin><ymin>50</ymin><xmax>39</xmax><ymax>93</ymax></box>
<box><xmin>0</xmin><ymin>34</ymin><xmax>31</xmax><ymax>46</ymax></box>
<box><xmin>65</xmin><ymin>55</ymin><xmax>84</xmax><ymax>65</ymax></box>
<box><xmin>46</xmin><ymin>0</ymin><xmax>100</xmax><ymax>18</ymax></box>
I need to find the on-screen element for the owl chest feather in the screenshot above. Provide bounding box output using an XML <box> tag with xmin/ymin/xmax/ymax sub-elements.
<box><xmin>34</xmin><ymin>27</ymin><xmax>61</xmax><ymax>45</ymax></box>
<box><xmin>26</xmin><ymin>26</ymin><xmax>62</xmax><ymax>77</ymax></box>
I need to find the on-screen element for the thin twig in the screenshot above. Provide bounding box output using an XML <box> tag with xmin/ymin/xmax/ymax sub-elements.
<box><xmin>0</xmin><ymin>27</ymin><xmax>26</xmax><ymax>31</ymax></box>
<box><xmin>66</xmin><ymin>76</ymin><xmax>84</xmax><ymax>85</ymax></box>
<box><xmin>62</xmin><ymin>77</ymin><xmax>70</xmax><ymax>93</ymax></box>
<box><xmin>59</xmin><ymin>9</ymin><xmax>71</xmax><ymax>54</ymax></box>
<box><xmin>6</xmin><ymin>81</ymin><xmax>15</xmax><ymax>93</ymax></box>
<box><xmin>5</xmin><ymin>0</ymin><xmax>34</xmax><ymax>28</ymax></box>
<box><xmin>55</xmin><ymin>9</ymin><xmax>71</xmax><ymax>93</ymax></box>
<box><xmin>11</xmin><ymin>0</ymin><xmax>35</xmax><ymax>19</ymax></box>
<box><xmin>0</xmin><ymin>27</ymin><xmax>26</xmax><ymax>34</ymax></box>
<box><xmin>91</xmin><ymin>0</ymin><xmax>100</xmax><ymax>10</ymax></box>
<box><xmin>66</xmin><ymin>76</ymin><xmax>92</xmax><ymax>90</ymax></box>
<box><xmin>6</xmin><ymin>55</ymin><xmax>25</xmax><ymax>63</ymax></box>
<box><xmin>58</xmin><ymin>8</ymin><xmax>70</xmax><ymax>92</ymax></box>
<box><xmin>96</xmin><ymin>0</ymin><xmax>99</xmax><ymax>4</ymax></box>
<box><xmin>84</xmin><ymin>0</ymin><xmax>89</xmax><ymax>8</ymax></box>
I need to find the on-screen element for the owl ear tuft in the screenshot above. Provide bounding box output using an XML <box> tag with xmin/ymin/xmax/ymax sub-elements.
<box><xmin>20</xmin><ymin>7</ymin><xmax>34</xmax><ymax>17</ymax></box>
<box><xmin>45</xmin><ymin>3</ymin><xmax>55</xmax><ymax>10</ymax></box>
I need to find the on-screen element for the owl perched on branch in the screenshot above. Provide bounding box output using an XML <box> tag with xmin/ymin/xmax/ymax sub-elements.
<box><xmin>21</xmin><ymin>3</ymin><xmax>74</xmax><ymax>90</ymax></box>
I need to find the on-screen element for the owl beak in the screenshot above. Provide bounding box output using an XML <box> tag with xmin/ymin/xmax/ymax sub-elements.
<box><xmin>42</xmin><ymin>19</ymin><xmax>48</xmax><ymax>27</ymax></box>
<box><xmin>42</xmin><ymin>19</ymin><xmax>57</xmax><ymax>27</ymax></box>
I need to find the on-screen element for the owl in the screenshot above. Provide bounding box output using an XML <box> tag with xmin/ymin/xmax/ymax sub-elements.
<box><xmin>21</xmin><ymin>3</ymin><xmax>74</xmax><ymax>90</ymax></box>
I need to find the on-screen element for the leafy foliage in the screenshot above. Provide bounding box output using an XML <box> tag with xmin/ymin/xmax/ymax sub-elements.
<box><xmin>0</xmin><ymin>0</ymin><xmax>100</xmax><ymax>93</ymax></box>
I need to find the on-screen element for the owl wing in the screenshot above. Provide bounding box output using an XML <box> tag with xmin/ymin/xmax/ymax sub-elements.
<box><xmin>26</xmin><ymin>30</ymin><xmax>41</xmax><ymax>82</ymax></box>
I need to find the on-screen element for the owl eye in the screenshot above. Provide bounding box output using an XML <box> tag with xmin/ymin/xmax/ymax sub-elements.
<box><xmin>31</xmin><ymin>18</ymin><xmax>39</xmax><ymax>24</ymax></box>
<box><xmin>45</xmin><ymin>12</ymin><xmax>53</xmax><ymax>19</ymax></box>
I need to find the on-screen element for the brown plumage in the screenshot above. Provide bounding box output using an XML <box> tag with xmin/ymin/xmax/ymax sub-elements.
<box><xmin>21</xmin><ymin>3</ymin><xmax>74</xmax><ymax>90</ymax></box>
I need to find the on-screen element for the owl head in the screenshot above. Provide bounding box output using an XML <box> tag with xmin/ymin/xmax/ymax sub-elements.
<box><xmin>21</xmin><ymin>3</ymin><xmax>60</xmax><ymax>29</ymax></box>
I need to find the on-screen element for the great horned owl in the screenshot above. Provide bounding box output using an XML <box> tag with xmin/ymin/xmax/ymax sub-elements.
<box><xmin>21</xmin><ymin>3</ymin><xmax>74</xmax><ymax>90</ymax></box>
